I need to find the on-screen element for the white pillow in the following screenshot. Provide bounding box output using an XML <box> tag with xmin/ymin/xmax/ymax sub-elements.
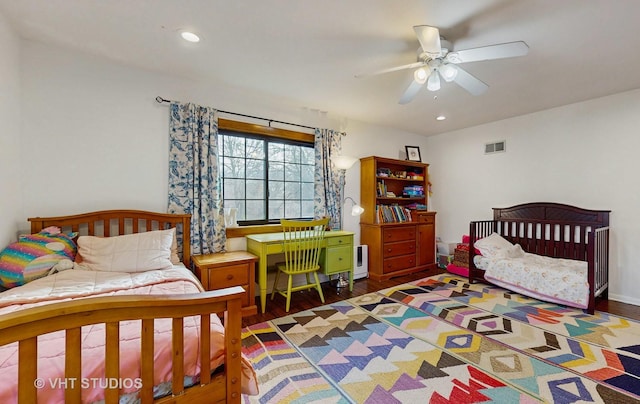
<box><xmin>170</xmin><ymin>229</ymin><xmax>181</xmax><ymax>265</ymax></box>
<box><xmin>78</xmin><ymin>228</ymin><xmax>175</xmax><ymax>272</ymax></box>
<box><xmin>507</xmin><ymin>243</ymin><xmax>525</xmax><ymax>258</ymax></box>
<box><xmin>474</xmin><ymin>232</ymin><xmax>515</xmax><ymax>259</ymax></box>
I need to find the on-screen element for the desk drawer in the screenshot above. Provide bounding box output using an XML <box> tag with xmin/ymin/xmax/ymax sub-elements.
<box><xmin>383</xmin><ymin>240</ymin><xmax>415</xmax><ymax>258</ymax></box>
<box><xmin>323</xmin><ymin>245</ymin><xmax>352</xmax><ymax>274</ymax></box>
<box><xmin>208</xmin><ymin>264</ymin><xmax>249</xmax><ymax>289</ymax></box>
<box><xmin>326</xmin><ymin>235</ymin><xmax>352</xmax><ymax>247</ymax></box>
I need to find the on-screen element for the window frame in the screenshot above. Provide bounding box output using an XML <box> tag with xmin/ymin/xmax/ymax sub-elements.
<box><xmin>218</xmin><ymin>118</ymin><xmax>315</xmax><ymax>227</ymax></box>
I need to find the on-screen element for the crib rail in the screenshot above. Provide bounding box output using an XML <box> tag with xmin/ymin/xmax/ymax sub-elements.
<box><xmin>468</xmin><ymin>220</ymin><xmax>495</xmax><ymax>283</ymax></box>
<box><xmin>590</xmin><ymin>226</ymin><xmax>610</xmax><ymax>308</ymax></box>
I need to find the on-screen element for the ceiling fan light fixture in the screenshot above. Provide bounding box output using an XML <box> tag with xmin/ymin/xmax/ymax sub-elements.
<box><xmin>439</xmin><ymin>63</ymin><xmax>458</xmax><ymax>82</ymax></box>
<box><xmin>414</xmin><ymin>67</ymin><xmax>428</xmax><ymax>84</ymax></box>
<box><xmin>426</xmin><ymin>70</ymin><xmax>441</xmax><ymax>91</ymax></box>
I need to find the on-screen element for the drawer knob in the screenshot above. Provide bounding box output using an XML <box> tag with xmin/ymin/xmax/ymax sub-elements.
<box><xmin>338</xmin><ymin>240</ymin><xmax>343</xmax><ymax>244</ymax></box>
<box><xmin>227</xmin><ymin>274</ymin><xmax>234</xmax><ymax>280</ymax></box>
<box><xmin>338</xmin><ymin>257</ymin><xmax>343</xmax><ymax>261</ymax></box>
<box><xmin>387</xmin><ymin>248</ymin><xmax>392</xmax><ymax>252</ymax></box>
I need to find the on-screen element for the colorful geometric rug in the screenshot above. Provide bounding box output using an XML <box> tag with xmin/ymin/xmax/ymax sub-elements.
<box><xmin>242</xmin><ymin>274</ymin><xmax>640</xmax><ymax>403</ymax></box>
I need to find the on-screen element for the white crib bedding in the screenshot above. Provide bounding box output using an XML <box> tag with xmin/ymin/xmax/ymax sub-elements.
<box><xmin>474</xmin><ymin>252</ymin><xmax>589</xmax><ymax>309</ymax></box>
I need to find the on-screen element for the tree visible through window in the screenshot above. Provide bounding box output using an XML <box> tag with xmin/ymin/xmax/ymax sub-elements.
<box><xmin>220</xmin><ymin>129</ymin><xmax>314</xmax><ymax>225</ymax></box>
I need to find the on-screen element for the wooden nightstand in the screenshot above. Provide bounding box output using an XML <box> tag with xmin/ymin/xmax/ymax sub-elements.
<box><xmin>192</xmin><ymin>251</ymin><xmax>257</xmax><ymax>317</ymax></box>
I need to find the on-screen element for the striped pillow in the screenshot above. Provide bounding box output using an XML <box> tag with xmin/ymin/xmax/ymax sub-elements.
<box><xmin>0</xmin><ymin>229</ymin><xmax>77</xmax><ymax>289</ymax></box>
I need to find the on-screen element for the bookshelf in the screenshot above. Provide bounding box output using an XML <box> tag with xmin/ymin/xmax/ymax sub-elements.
<box><xmin>359</xmin><ymin>156</ymin><xmax>437</xmax><ymax>281</ymax></box>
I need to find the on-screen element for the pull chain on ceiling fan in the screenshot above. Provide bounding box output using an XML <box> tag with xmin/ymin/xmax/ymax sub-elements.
<box><xmin>356</xmin><ymin>25</ymin><xmax>529</xmax><ymax>104</ymax></box>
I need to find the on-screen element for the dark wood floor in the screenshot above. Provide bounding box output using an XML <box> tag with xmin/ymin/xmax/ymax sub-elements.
<box><xmin>243</xmin><ymin>271</ymin><xmax>640</xmax><ymax>327</ymax></box>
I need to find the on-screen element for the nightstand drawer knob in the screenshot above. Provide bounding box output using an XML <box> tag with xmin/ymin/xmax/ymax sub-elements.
<box><xmin>227</xmin><ymin>274</ymin><xmax>234</xmax><ymax>280</ymax></box>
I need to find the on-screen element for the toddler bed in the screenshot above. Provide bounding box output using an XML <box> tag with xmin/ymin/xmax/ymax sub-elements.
<box><xmin>469</xmin><ymin>202</ymin><xmax>610</xmax><ymax>314</ymax></box>
<box><xmin>0</xmin><ymin>210</ymin><xmax>257</xmax><ymax>403</ymax></box>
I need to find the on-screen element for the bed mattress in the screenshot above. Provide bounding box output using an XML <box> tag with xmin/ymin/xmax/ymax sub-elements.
<box><xmin>0</xmin><ymin>266</ymin><xmax>257</xmax><ymax>403</ymax></box>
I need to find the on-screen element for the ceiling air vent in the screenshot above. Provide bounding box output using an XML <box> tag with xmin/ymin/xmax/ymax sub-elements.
<box><xmin>485</xmin><ymin>140</ymin><xmax>506</xmax><ymax>154</ymax></box>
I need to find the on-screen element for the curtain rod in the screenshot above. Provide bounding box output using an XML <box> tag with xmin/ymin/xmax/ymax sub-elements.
<box><xmin>155</xmin><ymin>96</ymin><xmax>321</xmax><ymax>131</ymax></box>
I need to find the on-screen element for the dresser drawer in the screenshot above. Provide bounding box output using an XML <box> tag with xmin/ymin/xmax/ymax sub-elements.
<box><xmin>417</xmin><ymin>213</ymin><xmax>435</xmax><ymax>224</ymax></box>
<box><xmin>383</xmin><ymin>227</ymin><xmax>416</xmax><ymax>242</ymax></box>
<box><xmin>208</xmin><ymin>263</ymin><xmax>249</xmax><ymax>289</ymax></box>
<box><xmin>382</xmin><ymin>240</ymin><xmax>415</xmax><ymax>258</ymax></box>
<box><xmin>322</xmin><ymin>245</ymin><xmax>352</xmax><ymax>274</ymax></box>
<box><xmin>383</xmin><ymin>254</ymin><xmax>416</xmax><ymax>273</ymax></box>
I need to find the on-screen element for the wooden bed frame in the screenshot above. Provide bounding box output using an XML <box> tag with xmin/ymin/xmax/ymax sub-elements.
<box><xmin>469</xmin><ymin>202</ymin><xmax>610</xmax><ymax>314</ymax></box>
<box><xmin>0</xmin><ymin>210</ymin><xmax>244</xmax><ymax>403</ymax></box>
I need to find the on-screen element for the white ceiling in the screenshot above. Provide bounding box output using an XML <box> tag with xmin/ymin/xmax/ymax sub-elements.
<box><xmin>3</xmin><ymin>0</ymin><xmax>640</xmax><ymax>136</ymax></box>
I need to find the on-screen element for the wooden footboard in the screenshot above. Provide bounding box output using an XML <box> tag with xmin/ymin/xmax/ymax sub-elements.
<box><xmin>10</xmin><ymin>209</ymin><xmax>247</xmax><ymax>402</ymax></box>
<box><xmin>0</xmin><ymin>287</ymin><xmax>244</xmax><ymax>404</ymax></box>
<box><xmin>468</xmin><ymin>202</ymin><xmax>610</xmax><ymax>314</ymax></box>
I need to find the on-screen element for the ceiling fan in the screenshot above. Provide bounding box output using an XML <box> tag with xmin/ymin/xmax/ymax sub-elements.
<box><xmin>357</xmin><ymin>25</ymin><xmax>529</xmax><ymax>104</ymax></box>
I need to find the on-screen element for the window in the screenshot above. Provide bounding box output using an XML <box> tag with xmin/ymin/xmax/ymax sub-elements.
<box><xmin>219</xmin><ymin>120</ymin><xmax>315</xmax><ymax>225</ymax></box>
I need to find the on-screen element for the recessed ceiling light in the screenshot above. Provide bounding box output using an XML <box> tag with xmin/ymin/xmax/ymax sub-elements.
<box><xmin>180</xmin><ymin>31</ymin><xmax>200</xmax><ymax>43</ymax></box>
<box><xmin>436</xmin><ymin>115</ymin><xmax>446</xmax><ymax>121</ymax></box>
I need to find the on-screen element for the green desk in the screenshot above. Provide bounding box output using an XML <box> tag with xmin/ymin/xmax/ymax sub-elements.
<box><xmin>246</xmin><ymin>230</ymin><xmax>354</xmax><ymax>313</ymax></box>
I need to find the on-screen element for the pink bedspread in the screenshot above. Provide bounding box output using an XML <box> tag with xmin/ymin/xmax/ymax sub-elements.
<box><xmin>0</xmin><ymin>267</ymin><xmax>257</xmax><ymax>403</ymax></box>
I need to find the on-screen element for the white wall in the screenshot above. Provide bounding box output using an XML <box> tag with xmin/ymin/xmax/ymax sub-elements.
<box><xmin>0</xmin><ymin>13</ymin><xmax>22</xmax><ymax>246</ymax></box>
<box><xmin>13</xmin><ymin>37</ymin><xmax>638</xmax><ymax>305</ymax></box>
<box><xmin>425</xmin><ymin>89</ymin><xmax>640</xmax><ymax>305</ymax></box>
<box><xmin>18</xmin><ymin>40</ymin><xmax>429</xmax><ymax>246</ymax></box>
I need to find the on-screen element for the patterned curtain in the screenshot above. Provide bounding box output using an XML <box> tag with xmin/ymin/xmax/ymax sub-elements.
<box><xmin>314</xmin><ymin>128</ymin><xmax>345</xmax><ymax>230</ymax></box>
<box><xmin>168</xmin><ymin>102</ymin><xmax>226</xmax><ymax>255</ymax></box>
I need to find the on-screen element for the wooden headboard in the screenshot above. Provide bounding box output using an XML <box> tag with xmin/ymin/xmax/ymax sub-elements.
<box><xmin>493</xmin><ymin>202</ymin><xmax>610</xmax><ymax>226</ymax></box>
<box><xmin>489</xmin><ymin>202</ymin><xmax>610</xmax><ymax>261</ymax></box>
<box><xmin>28</xmin><ymin>210</ymin><xmax>192</xmax><ymax>267</ymax></box>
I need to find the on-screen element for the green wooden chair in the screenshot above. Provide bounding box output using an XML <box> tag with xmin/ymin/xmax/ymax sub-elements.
<box><xmin>271</xmin><ymin>217</ymin><xmax>329</xmax><ymax>312</ymax></box>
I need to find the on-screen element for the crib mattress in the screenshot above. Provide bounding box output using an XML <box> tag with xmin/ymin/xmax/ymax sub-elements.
<box><xmin>474</xmin><ymin>252</ymin><xmax>589</xmax><ymax>309</ymax></box>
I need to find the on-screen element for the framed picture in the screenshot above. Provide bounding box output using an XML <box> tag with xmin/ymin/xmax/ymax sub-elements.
<box><xmin>405</xmin><ymin>146</ymin><xmax>422</xmax><ymax>162</ymax></box>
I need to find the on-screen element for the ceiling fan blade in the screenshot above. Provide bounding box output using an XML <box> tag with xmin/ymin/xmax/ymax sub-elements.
<box><xmin>446</xmin><ymin>41</ymin><xmax>529</xmax><ymax>64</ymax></box>
<box><xmin>355</xmin><ymin>61</ymin><xmax>425</xmax><ymax>78</ymax></box>
<box><xmin>451</xmin><ymin>65</ymin><xmax>488</xmax><ymax>95</ymax></box>
<box><xmin>413</xmin><ymin>25</ymin><xmax>441</xmax><ymax>56</ymax></box>
<box><xmin>399</xmin><ymin>78</ymin><xmax>425</xmax><ymax>104</ymax></box>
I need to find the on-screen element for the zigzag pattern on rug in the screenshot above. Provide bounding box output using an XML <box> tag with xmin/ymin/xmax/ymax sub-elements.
<box><xmin>242</xmin><ymin>274</ymin><xmax>640</xmax><ymax>403</ymax></box>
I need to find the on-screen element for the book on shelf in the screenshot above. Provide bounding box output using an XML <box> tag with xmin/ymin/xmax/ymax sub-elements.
<box><xmin>377</xmin><ymin>180</ymin><xmax>387</xmax><ymax>197</ymax></box>
<box><xmin>375</xmin><ymin>204</ymin><xmax>413</xmax><ymax>224</ymax></box>
<box><xmin>402</xmin><ymin>185</ymin><xmax>424</xmax><ymax>197</ymax></box>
